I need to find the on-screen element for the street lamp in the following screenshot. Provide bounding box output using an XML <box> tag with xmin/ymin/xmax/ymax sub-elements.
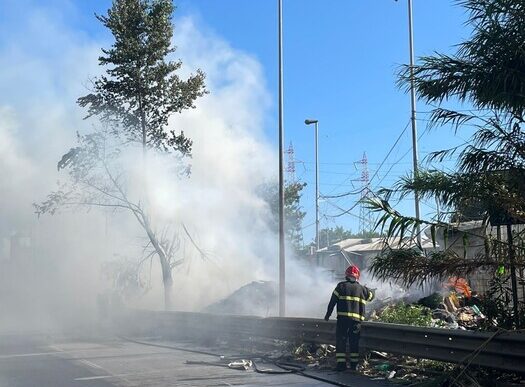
<box><xmin>278</xmin><ymin>0</ymin><xmax>286</xmax><ymax>318</ymax></box>
<box><xmin>305</xmin><ymin>119</ymin><xmax>319</xmax><ymax>251</ymax></box>
<box><xmin>407</xmin><ymin>0</ymin><xmax>421</xmax><ymax>244</ymax></box>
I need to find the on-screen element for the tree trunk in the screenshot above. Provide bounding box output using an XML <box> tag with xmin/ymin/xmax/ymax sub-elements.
<box><xmin>141</xmin><ymin>214</ymin><xmax>174</xmax><ymax>310</ymax></box>
<box><xmin>157</xmin><ymin>246</ymin><xmax>174</xmax><ymax>310</ymax></box>
<box><xmin>155</xmin><ymin>240</ymin><xmax>174</xmax><ymax>310</ymax></box>
<box><xmin>162</xmin><ymin>267</ymin><xmax>174</xmax><ymax>311</ymax></box>
<box><xmin>138</xmin><ymin>93</ymin><xmax>147</xmax><ymax>153</ymax></box>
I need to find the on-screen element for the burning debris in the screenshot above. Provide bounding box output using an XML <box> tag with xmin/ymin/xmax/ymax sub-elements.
<box><xmin>368</xmin><ymin>293</ymin><xmax>487</xmax><ymax>330</ymax></box>
<box><xmin>366</xmin><ymin>276</ymin><xmax>491</xmax><ymax>331</ymax></box>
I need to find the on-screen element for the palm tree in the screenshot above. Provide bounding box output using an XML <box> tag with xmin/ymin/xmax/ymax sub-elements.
<box><xmin>368</xmin><ymin>0</ymin><xmax>525</xmax><ymax>328</ymax></box>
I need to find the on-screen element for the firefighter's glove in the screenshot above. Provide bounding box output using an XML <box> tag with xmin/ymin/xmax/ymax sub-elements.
<box><xmin>324</xmin><ymin>314</ymin><xmax>330</xmax><ymax>321</ymax></box>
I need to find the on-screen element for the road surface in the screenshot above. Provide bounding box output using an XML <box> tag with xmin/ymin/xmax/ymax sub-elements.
<box><xmin>0</xmin><ymin>333</ymin><xmax>389</xmax><ymax>386</ymax></box>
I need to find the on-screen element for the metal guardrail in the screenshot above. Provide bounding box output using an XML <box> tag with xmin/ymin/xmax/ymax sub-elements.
<box><xmin>120</xmin><ymin>310</ymin><xmax>525</xmax><ymax>373</ymax></box>
<box><xmin>360</xmin><ymin>321</ymin><xmax>525</xmax><ymax>373</ymax></box>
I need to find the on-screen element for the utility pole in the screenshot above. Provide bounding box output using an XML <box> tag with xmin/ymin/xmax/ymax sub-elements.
<box><xmin>408</xmin><ymin>0</ymin><xmax>421</xmax><ymax>244</ymax></box>
<box><xmin>278</xmin><ymin>0</ymin><xmax>286</xmax><ymax>318</ymax></box>
<box><xmin>358</xmin><ymin>152</ymin><xmax>371</xmax><ymax>235</ymax></box>
<box><xmin>285</xmin><ymin>142</ymin><xmax>296</xmax><ymax>183</ymax></box>
<box><xmin>305</xmin><ymin>119</ymin><xmax>319</xmax><ymax>251</ymax></box>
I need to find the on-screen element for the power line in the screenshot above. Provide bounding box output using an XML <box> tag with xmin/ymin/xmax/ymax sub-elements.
<box><xmin>318</xmin><ymin>120</ymin><xmax>410</xmax><ymax>200</ymax></box>
<box><xmin>324</xmin><ymin>198</ymin><xmax>375</xmax><ymax>226</ymax></box>
<box><xmin>372</xmin><ymin>123</ymin><xmax>433</xmax><ymax>191</ymax></box>
<box><xmin>369</xmin><ymin>119</ymin><xmax>411</xmax><ymax>185</ymax></box>
<box><xmin>301</xmin><ymin>161</ymin><xmax>413</xmax><ymax>166</ymax></box>
<box><xmin>321</xmin><ymin>187</ymin><xmax>366</xmax><ymax>199</ymax></box>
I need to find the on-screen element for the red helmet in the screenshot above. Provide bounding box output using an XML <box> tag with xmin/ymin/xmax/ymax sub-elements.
<box><xmin>345</xmin><ymin>265</ymin><xmax>360</xmax><ymax>280</ymax></box>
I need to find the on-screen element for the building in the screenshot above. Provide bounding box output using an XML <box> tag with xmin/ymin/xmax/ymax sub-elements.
<box><xmin>314</xmin><ymin>236</ymin><xmax>435</xmax><ymax>281</ymax></box>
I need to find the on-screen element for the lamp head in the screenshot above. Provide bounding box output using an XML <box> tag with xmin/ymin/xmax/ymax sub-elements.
<box><xmin>304</xmin><ymin>119</ymin><xmax>318</xmax><ymax>125</ymax></box>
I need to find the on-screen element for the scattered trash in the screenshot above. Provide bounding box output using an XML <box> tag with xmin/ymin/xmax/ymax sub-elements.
<box><xmin>444</xmin><ymin>294</ymin><xmax>459</xmax><ymax>313</ymax></box>
<box><xmin>287</xmin><ymin>342</ymin><xmax>335</xmax><ymax>367</ymax></box>
<box><xmin>417</xmin><ymin>292</ymin><xmax>443</xmax><ymax>309</ymax></box>
<box><xmin>446</xmin><ymin>277</ymin><xmax>472</xmax><ymax>299</ymax></box>
<box><xmin>228</xmin><ymin>359</ymin><xmax>252</xmax><ymax>370</ymax></box>
<box><xmin>370</xmin><ymin>350</ymin><xmax>388</xmax><ymax>359</ymax></box>
<box><xmin>432</xmin><ymin>308</ymin><xmax>456</xmax><ymax>323</ymax></box>
<box><xmin>372</xmin><ymin>289</ymin><xmax>489</xmax><ymax>331</ymax></box>
<box><xmin>374</xmin><ymin>363</ymin><xmax>391</xmax><ymax>371</ymax></box>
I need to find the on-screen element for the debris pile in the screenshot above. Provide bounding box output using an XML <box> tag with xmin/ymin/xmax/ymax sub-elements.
<box><xmin>286</xmin><ymin>343</ymin><xmax>336</xmax><ymax>369</ymax></box>
<box><xmin>370</xmin><ymin>293</ymin><xmax>487</xmax><ymax>330</ymax></box>
<box><xmin>359</xmin><ymin>351</ymin><xmax>452</xmax><ymax>383</ymax></box>
<box><xmin>359</xmin><ymin>352</ymin><xmax>525</xmax><ymax>385</ymax></box>
<box><xmin>424</xmin><ymin>291</ymin><xmax>487</xmax><ymax>330</ymax></box>
<box><xmin>369</xmin><ymin>277</ymin><xmax>489</xmax><ymax>330</ymax></box>
<box><xmin>205</xmin><ymin>281</ymin><xmax>277</xmax><ymax>316</ymax></box>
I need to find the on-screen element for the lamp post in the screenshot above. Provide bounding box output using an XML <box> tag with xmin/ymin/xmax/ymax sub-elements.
<box><xmin>407</xmin><ymin>0</ymin><xmax>421</xmax><ymax>244</ymax></box>
<box><xmin>278</xmin><ymin>0</ymin><xmax>286</xmax><ymax>318</ymax></box>
<box><xmin>305</xmin><ymin>119</ymin><xmax>319</xmax><ymax>251</ymax></box>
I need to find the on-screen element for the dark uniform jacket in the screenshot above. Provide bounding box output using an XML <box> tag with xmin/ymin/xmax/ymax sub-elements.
<box><xmin>326</xmin><ymin>278</ymin><xmax>375</xmax><ymax>321</ymax></box>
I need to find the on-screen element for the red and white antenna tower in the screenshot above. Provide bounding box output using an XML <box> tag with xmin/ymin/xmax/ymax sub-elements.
<box><xmin>285</xmin><ymin>142</ymin><xmax>296</xmax><ymax>183</ymax></box>
<box><xmin>358</xmin><ymin>152</ymin><xmax>372</xmax><ymax>234</ymax></box>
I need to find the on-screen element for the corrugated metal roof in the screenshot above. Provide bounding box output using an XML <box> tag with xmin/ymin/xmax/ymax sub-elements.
<box><xmin>319</xmin><ymin>236</ymin><xmax>436</xmax><ymax>254</ymax></box>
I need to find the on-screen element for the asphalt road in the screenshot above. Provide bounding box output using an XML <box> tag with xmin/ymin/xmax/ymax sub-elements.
<box><xmin>0</xmin><ymin>333</ymin><xmax>389</xmax><ymax>386</ymax></box>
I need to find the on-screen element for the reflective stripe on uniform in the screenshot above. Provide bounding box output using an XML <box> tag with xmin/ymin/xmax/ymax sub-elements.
<box><xmin>333</xmin><ymin>290</ymin><xmax>340</xmax><ymax>297</ymax></box>
<box><xmin>336</xmin><ymin>353</ymin><xmax>346</xmax><ymax>357</ymax></box>
<box><xmin>338</xmin><ymin>295</ymin><xmax>367</xmax><ymax>304</ymax></box>
<box><xmin>336</xmin><ymin>358</ymin><xmax>346</xmax><ymax>363</ymax></box>
<box><xmin>368</xmin><ymin>291</ymin><xmax>374</xmax><ymax>301</ymax></box>
<box><xmin>337</xmin><ymin>312</ymin><xmax>365</xmax><ymax>320</ymax></box>
<box><xmin>349</xmin><ymin>352</ymin><xmax>359</xmax><ymax>358</ymax></box>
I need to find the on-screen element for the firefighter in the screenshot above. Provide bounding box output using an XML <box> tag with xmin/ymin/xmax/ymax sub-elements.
<box><xmin>324</xmin><ymin>265</ymin><xmax>374</xmax><ymax>371</ymax></box>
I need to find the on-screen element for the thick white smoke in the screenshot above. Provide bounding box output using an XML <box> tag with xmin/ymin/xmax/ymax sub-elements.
<box><xmin>126</xmin><ymin>17</ymin><xmax>279</xmax><ymax>310</ymax></box>
<box><xmin>0</xmin><ymin>4</ymin><xmax>334</xmax><ymax>332</ymax></box>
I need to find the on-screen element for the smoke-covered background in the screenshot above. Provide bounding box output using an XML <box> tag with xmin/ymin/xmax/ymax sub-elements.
<box><xmin>0</xmin><ymin>2</ymin><xmax>338</xmax><ymax>334</ymax></box>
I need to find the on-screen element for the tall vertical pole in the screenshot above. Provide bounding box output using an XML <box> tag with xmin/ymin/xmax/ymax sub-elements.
<box><xmin>408</xmin><ymin>0</ymin><xmax>421</xmax><ymax>244</ymax></box>
<box><xmin>506</xmin><ymin>224</ymin><xmax>520</xmax><ymax>327</ymax></box>
<box><xmin>315</xmin><ymin>121</ymin><xmax>320</xmax><ymax>251</ymax></box>
<box><xmin>278</xmin><ymin>0</ymin><xmax>286</xmax><ymax>318</ymax></box>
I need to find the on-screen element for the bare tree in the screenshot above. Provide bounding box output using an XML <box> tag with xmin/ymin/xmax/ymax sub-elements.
<box><xmin>35</xmin><ymin>131</ymin><xmax>183</xmax><ymax>309</ymax></box>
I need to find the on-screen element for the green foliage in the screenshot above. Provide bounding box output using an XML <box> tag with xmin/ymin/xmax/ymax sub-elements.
<box><xmin>368</xmin><ymin>246</ymin><xmax>502</xmax><ymax>288</ymax></box>
<box><xmin>479</xmin><ymin>274</ymin><xmax>525</xmax><ymax>329</ymax></box>
<box><xmin>392</xmin><ymin>0</ymin><xmax>525</xmax><ymax>227</ymax></box>
<box><xmin>367</xmin><ymin>2</ymin><xmax>525</xmax><ymax>314</ymax></box>
<box><xmin>399</xmin><ymin>0</ymin><xmax>525</xmax><ymax>115</ymax></box>
<box><xmin>258</xmin><ymin>181</ymin><xmax>307</xmax><ymax>254</ymax></box>
<box><xmin>374</xmin><ymin>303</ymin><xmax>433</xmax><ymax>327</ymax></box>
<box><xmin>78</xmin><ymin>0</ymin><xmax>206</xmax><ymax>153</ymax></box>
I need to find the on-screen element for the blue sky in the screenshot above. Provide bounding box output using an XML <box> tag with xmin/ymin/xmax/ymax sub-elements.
<box><xmin>0</xmin><ymin>0</ymin><xmax>474</xmax><ymax>244</ymax></box>
<box><xmin>168</xmin><ymin>1</ymin><xmax>471</xmax><ymax>242</ymax></box>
